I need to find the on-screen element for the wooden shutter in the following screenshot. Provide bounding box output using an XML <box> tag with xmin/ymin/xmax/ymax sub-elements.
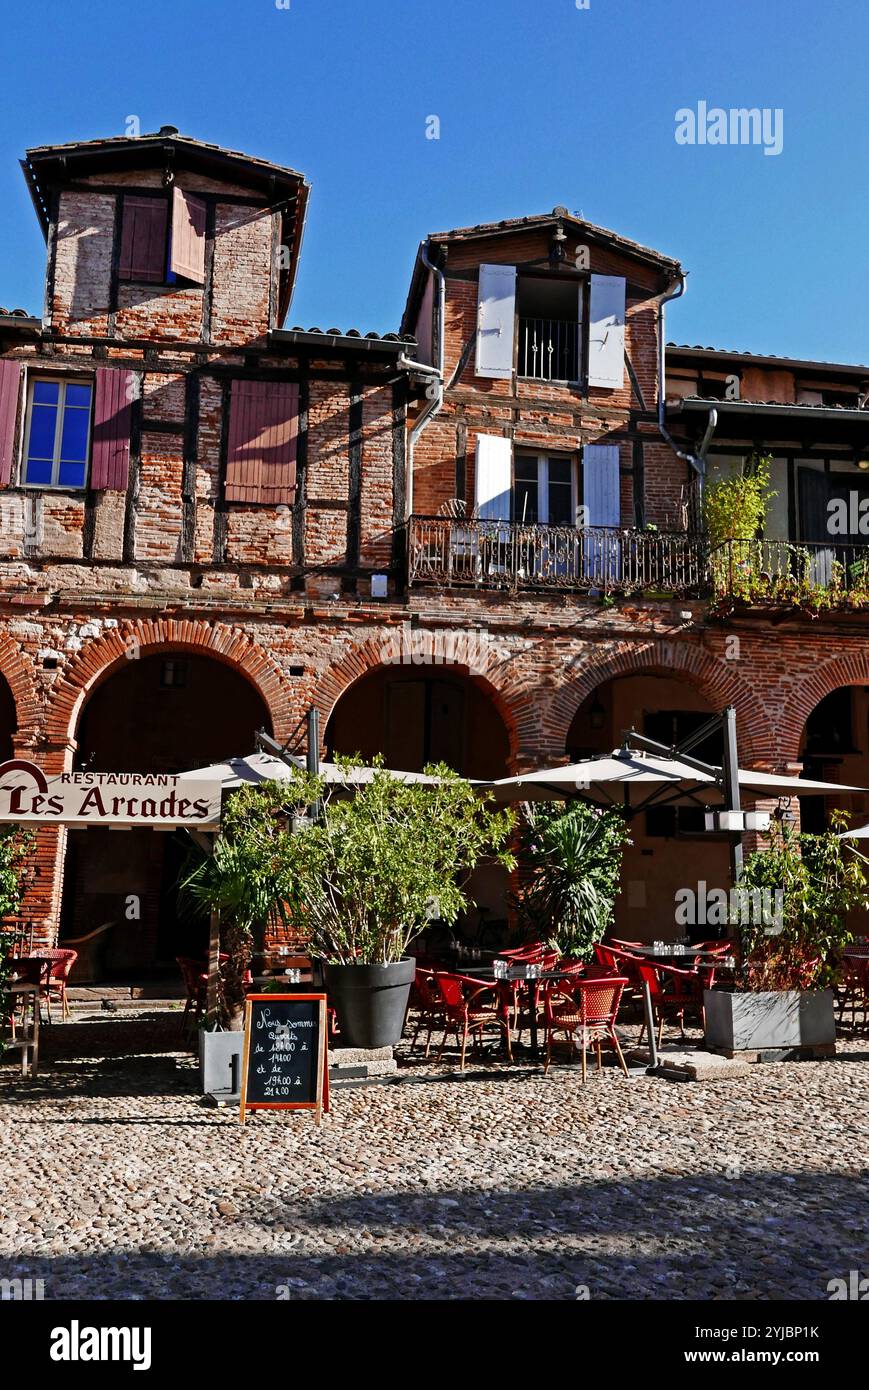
<box><xmin>170</xmin><ymin>187</ymin><xmax>207</xmax><ymax>285</ymax></box>
<box><xmin>474</xmin><ymin>434</ymin><xmax>512</xmax><ymax>520</ymax></box>
<box><xmin>587</xmin><ymin>275</ymin><xmax>626</xmax><ymax>388</ymax></box>
<box><xmin>225</xmin><ymin>379</ymin><xmax>299</xmax><ymax>505</ymax></box>
<box><xmin>583</xmin><ymin>443</ymin><xmax>620</xmax><ymax>526</ymax></box>
<box><xmin>91</xmin><ymin>369</ymin><xmax>134</xmax><ymax>490</ymax></box>
<box><xmin>475</xmin><ymin>264</ymin><xmax>516</xmax><ymax>379</ymax></box>
<box><xmin>0</xmin><ymin>359</ymin><xmax>22</xmax><ymax>486</ymax></box>
<box><xmin>119</xmin><ymin>196</ymin><xmax>168</xmax><ymax>282</ymax></box>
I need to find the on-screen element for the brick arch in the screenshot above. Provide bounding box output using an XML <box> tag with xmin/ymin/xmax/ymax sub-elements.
<box><xmin>316</xmin><ymin>634</ymin><xmax>523</xmax><ymax>766</ymax></box>
<box><xmin>45</xmin><ymin>618</ymin><xmax>293</xmax><ymax>750</ymax></box>
<box><xmin>775</xmin><ymin>651</ymin><xmax>869</xmax><ymax>762</ymax></box>
<box><xmin>0</xmin><ymin>630</ymin><xmax>40</xmax><ymax>745</ymax></box>
<box><xmin>546</xmin><ymin>639</ymin><xmax>764</xmax><ymax>764</ymax></box>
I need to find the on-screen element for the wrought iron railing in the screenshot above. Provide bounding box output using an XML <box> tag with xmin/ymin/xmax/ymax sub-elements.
<box><xmin>408</xmin><ymin>517</ymin><xmax>705</xmax><ymax>594</ymax></box>
<box><xmin>709</xmin><ymin>538</ymin><xmax>869</xmax><ymax>607</ymax></box>
<box><xmin>407</xmin><ymin>520</ymin><xmax>869</xmax><ymax>606</ymax></box>
<box><xmin>518</xmin><ymin>316</ymin><xmax>581</xmax><ymax>382</ymax></box>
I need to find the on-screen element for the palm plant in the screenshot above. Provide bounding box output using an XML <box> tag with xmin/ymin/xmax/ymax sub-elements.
<box><xmin>514</xmin><ymin>801</ymin><xmax>630</xmax><ymax>958</ymax></box>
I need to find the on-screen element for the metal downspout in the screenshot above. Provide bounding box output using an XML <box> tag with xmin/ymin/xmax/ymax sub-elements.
<box><xmin>399</xmin><ymin>240</ymin><xmax>446</xmax><ymax>518</ymax></box>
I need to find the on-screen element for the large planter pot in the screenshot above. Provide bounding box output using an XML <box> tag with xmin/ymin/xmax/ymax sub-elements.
<box><xmin>324</xmin><ymin>958</ymin><xmax>416</xmax><ymax>1049</ymax></box>
<box><xmin>704</xmin><ymin>988</ymin><xmax>836</xmax><ymax>1052</ymax></box>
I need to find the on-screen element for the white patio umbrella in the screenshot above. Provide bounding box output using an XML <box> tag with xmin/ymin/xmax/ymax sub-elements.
<box><xmin>486</xmin><ymin>748</ymin><xmax>869</xmax><ymax>811</ymax></box>
<box><xmin>176</xmin><ymin>751</ymin><xmax>444</xmax><ymax>791</ymax></box>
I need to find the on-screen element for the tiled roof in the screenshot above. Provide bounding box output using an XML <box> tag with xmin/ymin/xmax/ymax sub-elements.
<box><xmin>24</xmin><ymin>129</ymin><xmax>306</xmax><ymax>184</ymax></box>
<box><xmin>284</xmin><ymin>327</ymin><xmax>412</xmax><ymax>342</ymax></box>
<box><xmin>667</xmin><ymin>343</ymin><xmax>869</xmax><ymax>374</ymax></box>
<box><xmin>676</xmin><ymin>394</ymin><xmax>869</xmax><ymax>415</ymax></box>
<box><xmin>428</xmin><ymin>208</ymin><xmax>681</xmax><ymax>269</ymax></box>
<box><xmin>0</xmin><ymin>307</ymin><xmax>34</xmax><ymax>318</ymax></box>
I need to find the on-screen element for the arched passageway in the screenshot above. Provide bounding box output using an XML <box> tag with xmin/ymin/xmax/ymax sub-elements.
<box><xmin>566</xmin><ymin>671</ymin><xmax>730</xmax><ymax>942</ymax></box>
<box><xmin>59</xmin><ymin>651</ymin><xmax>272</xmax><ymax>977</ymax></box>
<box><xmin>326</xmin><ymin>663</ymin><xmax>512</xmax><ymax>927</ymax></box>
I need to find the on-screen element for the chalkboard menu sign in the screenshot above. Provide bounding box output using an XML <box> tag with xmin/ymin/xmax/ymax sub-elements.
<box><xmin>239</xmin><ymin>993</ymin><xmax>329</xmax><ymax>1124</ymax></box>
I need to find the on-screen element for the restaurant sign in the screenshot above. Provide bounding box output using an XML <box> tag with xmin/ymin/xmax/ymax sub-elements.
<box><xmin>0</xmin><ymin>759</ymin><xmax>222</xmax><ymax>828</ymax></box>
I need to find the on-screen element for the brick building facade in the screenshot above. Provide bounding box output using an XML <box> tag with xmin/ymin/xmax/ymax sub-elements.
<box><xmin>0</xmin><ymin>128</ymin><xmax>866</xmax><ymax>968</ymax></box>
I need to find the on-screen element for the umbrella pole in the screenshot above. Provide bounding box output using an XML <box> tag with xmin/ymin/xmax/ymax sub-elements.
<box><xmin>722</xmin><ymin>705</ymin><xmax>743</xmax><ymax>886</ymax></box>
<box><xmin>206</xmin><ymin>909</ymin><xmax>221</xmax><ymax>1024</ymax></box>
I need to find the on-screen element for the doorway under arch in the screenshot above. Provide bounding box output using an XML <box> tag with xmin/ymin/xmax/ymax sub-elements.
<box><xmin>60</xmin><ymin>651</ymin><xmax>272</xmax><ymax>977</ymax></box>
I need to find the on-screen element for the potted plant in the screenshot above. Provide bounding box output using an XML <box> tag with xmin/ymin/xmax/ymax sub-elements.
<box><xmin>181</xmin><ymin>759</ymin><xmax>515</xmax><ymax>1053</ymax></box>
<box><xmin>0</xmin><ymin>826</ymin><xmax>34</xmax><ymax>1054</ymax></box>
<box><xmin>704</xmin><ymin>811</ymin><xmax>869</xmax><ymax>1054</ymax></box>
<box><xmin>512</xmin><ymin>801</ymin><xmax>630</xmax><ymax>960</ymax></box>
<box><xmin>179</xmin><ymin>800</ymin><xmax>287</xmax><ymax>1092</ymax></box>
<box><xmin>281</xmin><ymin>759</ymin><xmax>515</xmax><ymax>1048</ymax></box>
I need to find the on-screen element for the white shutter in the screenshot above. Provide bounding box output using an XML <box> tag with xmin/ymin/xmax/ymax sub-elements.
<box><xmin>583</xmin><ymin>444</ymin><xmax>620</xmax><ymax>527</ymax></box>
<box><xmin>475</xmin><ymin>264</ymin><xmax>516</xmax><ymax>380</ymax></box>
<box><xmin>475</xmin><ymin>434</ymin><xmax>512</xmax><ymax>520</ymax></box>
<box><xmin>587</xmin><ymin>274</ymin><xmax>626</xmax><ymax>388</ymax></box>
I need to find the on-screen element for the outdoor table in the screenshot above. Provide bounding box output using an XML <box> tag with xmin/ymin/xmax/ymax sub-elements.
<box><xmin>456</xmin><ymin>964</ymin><xmax>583</xmax><ymax>1059</ymax></box>
<box><xmin>11</xmin><ymin>956</ymin><xmax>52</xmax><ymax>1021</ymax></box>
<box><xmin>6</xmin><ymin>982</ymin><xmax>39</xmax><ymax>1076</ymax></box>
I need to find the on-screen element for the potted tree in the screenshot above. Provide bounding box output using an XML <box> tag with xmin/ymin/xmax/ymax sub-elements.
<box><xmin>512</xmin><ymin>801</ymin><xmax>630</xmax><ymax>959</ymax></box>
<box><xmin>182</xmin><ymin>759</ymin><xmax>515</xmax><ymax>1053</ymax></box>
<box><xmin>704</xmin><ymin>812</ymin><xmax>869</xmax><ymax>1054</ymax></box>
<box><xmin>179</xmin><ymin>797</ymin><xmax>287</xmax><ymax>1092</ymax></box>
<box><xmin>281</xmin><ymin>759</ymin><xmax>515</xmax><ymax>1048</ymax></box>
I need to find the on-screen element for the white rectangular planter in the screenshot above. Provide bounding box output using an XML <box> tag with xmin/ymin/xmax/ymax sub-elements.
<box><xmin>704</xmin><ymin>988</ymin><xmax>836</xmax><ymax>1052</ymax></box>
<box><xmin>199</xmin><ymin>1029</ymin><xmax>244</xmax><ymax>1098</ymax></box>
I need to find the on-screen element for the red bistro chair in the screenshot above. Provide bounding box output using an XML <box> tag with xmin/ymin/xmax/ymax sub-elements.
<box><xmin>409</xmin><ymin>967</ymin><xmax>446</xmax><ymax>1057</ymax></box>
<box><xmin>636</xmin><ymin>961</ymin><xmax>706</xmax><ymax>1045</ymax></box>
<box><xmin>434</xmin><ymin>972</ymin><xmax>512</xmax><ymax>1070</ymax></box>
<box><xmin>11</xmin><ymin>950</ymin><xmax>77</xmax><ymax>1023</ymax></box>
<box><xmin>543</xmin><ymin>975</ymin><xmax>630</xmax><ymax>1081</ymax></box>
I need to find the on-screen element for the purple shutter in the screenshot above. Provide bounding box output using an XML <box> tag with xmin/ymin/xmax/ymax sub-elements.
<box><xmin>119</xmin><ymin>196</ymin><xmax>168</xmax><ymax>283</ymax></box>
<box><xmin>225</xmin><ymin>379</ymin><xmax>299</xmax><ymax>505</ymax></box>
<box><xmin>91</xmin><ymin>369</ymin><xmax>133</xmax><ymax>490</ymax></box>
<box><xmin>0</xmin><ymin>359</ymin><xmax>22</xmax><ymax>486</ymax></box>
<box><xmin>170</xmin><ymin>187</ymin><xmax>207</xmax><ymax>285</ymax></box>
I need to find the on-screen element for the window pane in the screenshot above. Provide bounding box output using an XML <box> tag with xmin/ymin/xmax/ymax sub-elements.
<box><xmin>548</xmin><ymin>457</ymin><xmax>571</xmax><ymax>485</ymax></box>
<box><xmin>24</xmin><ymin>457</ymin><xmax>52</xmax><ymax>485</ymax></box>
<box><xmin>514</xmin><ymin>457</ymin><xmax>538</xmax><ymax>482</ymax></box>
<box><xmin>27</xmin><ymin>404</ymin><xmax>57</xmax><ymax>461</ymax></box>
<box><xmin>65</xmin><ymin>383</ymin><xmax>92</xmax><ymax>409</ymax></box>
<box><xmin>57</xmin><ymin>460</ymin><xmax>87</xmax><ymax>489</ymax></box>
<box><xmin>548</xmin><ymin>483</ymin><xmax>573</xmax><ymax>526</ymax></box>
<box><xmin>514</xmin><ymin>478</ymin><xmax>538</xmax><ymax>523</ymax></box>
<box><xmin>59</xmin><ymin>404</ymin><xmax>90</xmax><ymax>463</ymax></box>
<box><xmin>32</xmin><ymin>381</ymin><xmax>59</xmax><ymax>406</ymax></box>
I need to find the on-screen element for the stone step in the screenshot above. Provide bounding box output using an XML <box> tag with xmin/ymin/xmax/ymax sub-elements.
<box><xmin>628</xmin><ymin>1045</ymin><xmax>753</xmax><ymax>1081</ymax></box>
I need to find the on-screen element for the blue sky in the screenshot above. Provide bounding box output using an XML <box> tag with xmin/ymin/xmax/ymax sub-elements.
<box><xmin>2</xmin><ymin>0</ymin><xmax>867</xmax><ymax>362</ymax></box>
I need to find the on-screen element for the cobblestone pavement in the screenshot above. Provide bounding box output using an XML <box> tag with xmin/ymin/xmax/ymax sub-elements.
<box><xmin>1</xmin><ymin>1009</ymin><xmax>867</xmax><ymax>1300</ymax></box>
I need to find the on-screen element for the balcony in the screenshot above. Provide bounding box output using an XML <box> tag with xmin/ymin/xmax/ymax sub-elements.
<box><xmin>407</xmin><ymin>521</ymin><xmax>869</xmax><ymax>612</ymax></box>
<box><xmin>408</xmin><ymin>517</ymin><xmax>705</xmax><ymax>595</ymax></box>
<box><xmin>710</xmin><ymin>539</ymin><xmax>869</xmax><ymax>614</ymax></box>
<box><xmin>518</xmin><ymin>316</ymin><xmax>580</xmax><ymax>383</ymax></box>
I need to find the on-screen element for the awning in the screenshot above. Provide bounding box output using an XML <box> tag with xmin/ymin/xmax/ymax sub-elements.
<box><xmin>175</xmin><ymin>751</ymin><xmax>445</xmax><ymax>791</ymax></box>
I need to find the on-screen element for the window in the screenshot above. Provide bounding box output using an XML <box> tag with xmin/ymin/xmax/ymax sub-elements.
<box><xmin>513</xmin><ymin>454</ymin><xmax>576</xmax><ymax>525</ymax></box>
<box><xmin>118</xmin><ymin>189</ymin><xmax>206</xmax><ymax>286</ymax></box>
<box><xmin>22</xmin><ymin>378</ymin><xmax>93</xmax><ymax>489</ymax></box>
<box><xmin>516</xmin><ymin>277</ymin><xmax>583</xmax><ymax>382</ymax></box>
<box><xmin>160</xmin><ymin>660</ymin><xmax>188</xmax><ymax>689</ymax></box>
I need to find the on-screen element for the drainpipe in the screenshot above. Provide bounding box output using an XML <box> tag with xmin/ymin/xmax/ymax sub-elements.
<box><xmin>397</xmin><ymin>239</ymin><xmax>446</xmax><ymax>517</ymax></box>
<box><xmin>656</xmin><ymin>273</ymin><xmax>718</xmax><ymax>513</ymax></box>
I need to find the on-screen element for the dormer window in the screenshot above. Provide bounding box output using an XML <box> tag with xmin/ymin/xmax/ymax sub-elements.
<box><xmin>118</xmin><ymin>187</ymin><xmax>206</xmax><ymax>286</ymax></box>
<box><xmin>517</xmin><ymin>277</ymin><xmax>583</xmax><ymax>383</ymax></box>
